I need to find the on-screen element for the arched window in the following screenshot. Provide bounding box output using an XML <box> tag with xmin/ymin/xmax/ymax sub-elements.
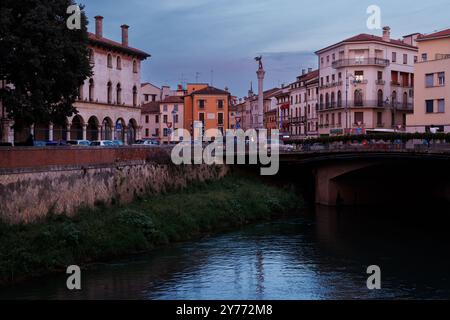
<box><xmin>325</xmin><ymin>93</ymin><xmax>330</xmax><ymax>109</ymax></box>
<box><xmin>331</xmin><ymin>92</ymin><xmax>335</xmax><ymax>108</ymax></box>
<box><xmin>89</xmin><ymin>79</ymin><xmax>94</xmax><ymax>102</ymax></box>
<box><xmin>354</xmin><ymin>89</ymin><xmax>363</xmax><ymax>106</ymax></box>
<box><xmin>377</xmin><ymin>89</ymin><xmax>384</xmax><ymax>107</ymax></box>
<box><xmin>116</xmin><ymin>83</ymin><xmax>122</xmax><ymax>105</ymax></box>
<box><xmin>392</xmin><ymin>91</ymin><xmax>397</xmax><ymax>107</ymax></box>
<box><xmin>89</xmin><ymin>49</ymin><xmax>94</xmax><ymax>65</ymax></box>
<box><xmin>107</xmin><ymin>54</ymin><xmax>113</xmax><ymax>68</ymax></box>
<box><xmin>337</xmin><ymin>91</ymin><xmax>342</xmax><ymax>108</ymax></box>
<box><xmin>133</xmin><ymin>60</ymin><xmax>138</xmax><ymax>73</ymax></box>
<box><xmin>107</xmin><ymin>82</ymin><xmax>112</xmax><ymax>104</ymax></box>
<box><xmin>117</xmin><ymin>56</ymin><xmax>122</xmax><ymax>70</ymax></box>
<box><xmin>132</xmin><ymin>85</ymin><xmax>138</xmax><ymax>107</ymax></box>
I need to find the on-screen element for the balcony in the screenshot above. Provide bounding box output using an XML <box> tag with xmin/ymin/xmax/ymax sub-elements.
<box><xmin>318</xmin><ymin>100</ymin><xmax>398</xmax><ymax>110</ymax></box>
<box><xmin>375</xmin><ymin>80</ymin><xmax>386</xmax><ymax>85</ymax></box>
<box><xmin>332</xmin><ymin>58</ymin><xmax>390</xmax><ymax>69</ymax></box>
<box><xmin>392</xmin><ymin>102</ymin><xmax>414</xmax><ymax>112</ymax></box>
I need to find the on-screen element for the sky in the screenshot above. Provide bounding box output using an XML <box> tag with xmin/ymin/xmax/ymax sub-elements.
<box><xmin>80</xmin><ymin>0</ymin><xmax>450</xmax><ymax>97</ymax></box>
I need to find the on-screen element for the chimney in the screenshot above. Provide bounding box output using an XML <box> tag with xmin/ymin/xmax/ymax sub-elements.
<box><xmin>302</xmin><ymin>69</ymin><xmax>306</xmax><ymax>75</ymax></box>
<box><xmin>308</xmin><ymin>67</ymin><xmax>313</xmax><ymax>73</ymax></box>
<box><xmin>121</xmin><ymin>24</ymin><xmax>129</xmax><ymax>47</ymax></box>
<box><xmin>95</xmin><ymin>16</ymin><xmax>103</xmax><ymax>38</ymax></box>
<box><xmin>382</xmin><ymin>26</ymin><xmax>391</xmax><ymax>42</ymax></box>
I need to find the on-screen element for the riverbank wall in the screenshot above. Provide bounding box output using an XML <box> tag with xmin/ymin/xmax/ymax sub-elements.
<box><xmin>0</xmin><ymin>147</ymin><xmax>229</xmax><ymax>224</ymax></box>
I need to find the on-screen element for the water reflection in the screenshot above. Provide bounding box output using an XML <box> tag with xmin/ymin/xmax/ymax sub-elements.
<box><xmin>1</xmin><ymin>205</ymin><xmax>450</xmax><ymax>300</ymax></box>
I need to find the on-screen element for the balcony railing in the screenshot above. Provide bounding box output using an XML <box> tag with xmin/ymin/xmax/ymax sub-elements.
<box><xmin>318</xmin><ymin>100</ymin><xmax>413</xmax><ymax>110</ymax></box>
<box><xmin>375</xmin><ymin>80</ymin><xmax>385</xmax><ymax>85</ymax></box>
<box><xmin>332</xmin><ymin>58</ymin><xmax>390</xmax><ymax>69</ymax></box>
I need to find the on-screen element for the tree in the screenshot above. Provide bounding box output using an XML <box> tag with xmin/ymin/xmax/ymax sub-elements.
<box><xmin>0</xmin><ymin>0</ymin><xmax>92</xmax><ymax>129</ymax></box>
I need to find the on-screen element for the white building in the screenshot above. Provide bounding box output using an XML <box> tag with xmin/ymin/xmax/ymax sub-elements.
<box><xmin>315</xmin><ymin>27</ymin><xmax>418</xmax><ymax>135</ymax></box>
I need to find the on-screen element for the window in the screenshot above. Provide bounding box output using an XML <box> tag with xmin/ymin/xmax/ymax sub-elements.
<box><xmin>377</xmin><ymin>112</ymin><xmax>382</xmax><ymax>125</ymax></box>
<box><xmin>403</xmin><ymin>54</ymin><xmax>408</xmax><ymax>64</ymax></box>
<box><xmin>377</xmin><ymin>90</ymin><xmax>384</xmax><ymax>107</ymax></box>
<box><xmin>163</xmin><ymin>105</ymin><xmax>168</xmax><ymax>112</ymax></box>
<box><xmin>155</xmin><ymin>115</ymin><xmax>159</xmax><ymax>123</ymax></box>
<box><xmin>355</xmin><ymin>70</ymin><xmax>364</xmax><ymax>82</ymax></box>
<box><xmin>163</xmin><ymin>115</ymin><xmax>168</xmax><ymax>123</ymax></box>
<box><xmin>337</xmin><ymin>91</ymin><xmax>342</xmax><ymax>107</ymax></box>
<box><xmin>133</xmin><ymin>60</ymin><xmax>138</xmax><ymax>73</ymax></box>
<box><xmin>426</xmin><ymin>100</ymin><xmax>434</xmax><ymax>113</ymax></box>
<box><xmin>116</xmin><ymin>83</ymin><xmax>121</xmax><ymax>104</ymax></box>
<box><xmin>89</xmin><ymin>49</ymin><xmax>94</xmax><ymax>65</ymax></box>
<box><xmin>145</xmin><ymin>115</ymin><xmax>149</xmax><ymax>124</ymax></box>
<box><xmin>133</xmin><ymin>86</ymin><xmax>138</xmax><ymax>107</ymax></box>
<box><xmin>174</xmin><ymin>105</ymin><xmax>178</xmax><ymax>112</ymax></box>
<box><xmin>338</xmin><ymin>112</ymin><xmax>342</xmax><ymax>125</ymax></box>
<box><xmin>163</xmin><ymin>128</ymin><xmax>169</xmax><ymax>137</ymax></box>
<box><xmin>354</xmin><ymin>89</ymin><xmax>363</xmax><ymax>106</ymax></box>
<box><xmin>199</xmin><ymin>112</ymin><xmax>205</xmax><ymax>123</ymax></box>
<box><xmin>145</xmin><ymin>129</ymin><xmax>149</xmax><ymax>137</ymax></box>
<box><xmin>438</xmin><ymin>72</ymin><xmax>445</xmax><ymax>86</ymax></box>
<box><xmin>218</xmin><ymin>113</ymin><xmax>224</xmax><ymax>125</ymax></box>
<box><xmin>338</xmin><ymin>72</ymin><xmax>342</xmax><ymax>79</ymax></box>
<box><xmin>426</xmin><ymin>73</ymin><xmax>434</xmax><ymax>87</ymax></box>
<box><xmin>392</xmin><ymin>52</ymin><xmax>397</xmax><ymax>63</ymax></box>
<box><xmin>378</xmin><ymin>71</ymin><xmax>383</xmax><ymax>80</ymax></box>
<box><xmin>332</xmin><ymin>53</ymin><xmax>335</xmax><ymax>61</ymax></box>
<box><xmin>155</xmin><ymin>128</ymin><xmax>159</xmax><ymax>136</ymax></box>
<box><xmin>107</xmin><ymin>54</ymin><xmax>113</xmax><ymax>68</ymax></box>
<box><xmin>354</xmin><ymin>112</ymin><xmax>364</xmax><ymax>124</ymax></box>
<box><xmin>438</xmin><ymin>99</ymin><xmax>445</xmax><ymax>113</ymax></box>
<box><xmin>198</xmin><ymin>100</ymin><xmax>205</xmax><ymax>108</ymax></box>
<box><xmin>414</xmin><ymin>56</ymin><xmax>418</xmax><ymax>63</ymax></box>
<box><xmin>144</xmin><ymin>94</ymin><xmax>149</xmax><ymax>102</ymax></box>
<box><xmin>117</xmin><ymin>56</ymin><xmax>122</xmax><ymax>70</ymax></box>
<box><xmin>89</xmin><ymin>79</ymin><xmax>94</xmax><ymax>102</ymax></box>
<box><xmin>107</xmin><ymin>82</ymin><xmax>112</xmax><ymax>104</ymax></box>
<box><xmin>422</xmin><ymin>53</ymin><xmax>428</xmax><ymax>62</ymax></box>
<box><xmin>174</xmin><ymin>114</ymin><xmax>179</xmax><ymax>123</ymax></box>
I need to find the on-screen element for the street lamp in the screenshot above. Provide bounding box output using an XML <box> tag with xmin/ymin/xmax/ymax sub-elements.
<box><xmin>345</xmin><ymin>70</ymin><xmax>357</xmax><ymax>134</ymax></box>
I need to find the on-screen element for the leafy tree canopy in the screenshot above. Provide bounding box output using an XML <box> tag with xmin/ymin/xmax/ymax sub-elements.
<box><xmin>0</xmin><ymin>0</ymin><xmax>92</xmax><ymax>127</ymax></box>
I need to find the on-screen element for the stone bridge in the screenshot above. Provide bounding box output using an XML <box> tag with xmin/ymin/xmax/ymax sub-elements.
<box><xmin>278</xmin><ymin>145</ymin><xmax>450</xmax><ymax>206</ymax></box>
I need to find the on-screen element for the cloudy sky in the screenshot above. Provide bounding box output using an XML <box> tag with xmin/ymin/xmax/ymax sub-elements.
<box><xmin>81</xmin><ymin>0</ymin><xmax>450</xmax><ymax>97</ymax></box>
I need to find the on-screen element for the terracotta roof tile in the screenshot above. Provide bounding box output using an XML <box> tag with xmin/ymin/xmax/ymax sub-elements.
<box><xmin>161</xmin><ymin>96</ymin><xmax>184</xmax><ymax>104</ymax></box>
<box><xmin>141</xmin><ymin>101</ymin><xmax>160</xmax><ymax>114</ymax></box>
<box><xmin>417</xmin><ymin>29</ymin><xmax>450</xmax><ymax>41</ymax></box>
<box><xmin>88</xmin><ymin>32</ymin><xmax>150</xmax><ymax>60</ymax></box>
<box><xmin>191</xmin><ymin>86</ymin><xmax>230</xmax><ymax>96</ymax></box>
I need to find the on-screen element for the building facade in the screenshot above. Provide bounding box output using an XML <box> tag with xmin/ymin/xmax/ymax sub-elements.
<box><xmin>316</xmin><ymin>27</ymin><xmax>418</xmax><ymax>136</ymax></box>
<box><xmin>184</xmin><ymin>84</ymin><xmax>230</xmax><ymax>137</ymax></box>
<box><xmin>3</xmin><ymin>16</ymin><xmax>150</xmax><ymax>145</ymax></box>
<box><xmin>407</xmin><ymin>29</ymin><xmax>450</xmax><ymax>132</ymax></box>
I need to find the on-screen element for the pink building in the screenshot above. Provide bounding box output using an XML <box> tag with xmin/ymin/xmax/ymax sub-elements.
<box><xmin>316</xmin><ymin>27</ymin><xmax>418</xmax><ymax>135</ymax></box>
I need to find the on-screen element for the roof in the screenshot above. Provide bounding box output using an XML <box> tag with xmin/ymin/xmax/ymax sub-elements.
<box><xmin>161</xmin><ymin>96</ymin><xmax>184</xmax><ymax>104</ymax></box>
<box><xmin>88</xmin><ymin>32</ymin><xmax>151</xmax><ymax>60</ymax></box>
<box><xmin>316</xmin><ymin>33</ymin><xmax>418</xmax><ymax>54</ymax></box>
<box><xmin>141</xmin><ymin>101</ymin><xmax>160</xmax><ymax>114</ymax></box>
<box><xmin>417</xmin><ymin>28</ymin><xmax>450</xmax><ymax>41</ymax></box>
<box><xmin>297</xmin><ymin>69</ymin><xmax>319</xmax><ymax>82</ymax></box>
<box><xmin>141</xmin><ymin>82</ymin><xmax>160</xmax><ymax>89</ymax></box>
<box><xmin>191</xmin><ymin>86</ymin><xmax>230</xmax><ymax>96</ymax></box>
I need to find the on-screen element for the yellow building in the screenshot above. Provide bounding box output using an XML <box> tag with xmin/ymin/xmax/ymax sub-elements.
<box><xmin>407</xmin><ymin>29</ymin><xmax>450</xmax><ymax>132</ymax></box>
<box><xmin>184</xmin><ymin>84</ymin><xmax>230</xmax><ymax>136</ymax></box>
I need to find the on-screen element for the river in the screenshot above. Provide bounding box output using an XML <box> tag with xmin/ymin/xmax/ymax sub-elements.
<box><xmin>1</xmin><ymin>205</ymin><xmax>450</xmax><ymax>300</ymax></box>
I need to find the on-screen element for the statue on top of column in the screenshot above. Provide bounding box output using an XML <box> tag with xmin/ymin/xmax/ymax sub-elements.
<box><xmin>254</xmin><ymin>56</ymin><xmax>263</xmax><ymax>70</ymax></box>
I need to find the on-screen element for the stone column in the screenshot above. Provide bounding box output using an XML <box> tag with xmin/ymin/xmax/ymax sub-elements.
<box><xmin>97</xmin><ymin>125</ymin><xmax>102</xmax><ymax>140</ymax></box>
<box><xmin>49</xmin><ymin>123</ymin><xmax>54</xmax><ymax>141</ymax></box>
<box><xmin>82</xmin><ymin>124</ymin><xmax>87</xmax><ymax>140</ymax></box>
<box><xmin>257</xmin><ymin>67</ymin><xmax>265</xmax><ymax>130</ymax></box>
<box><xmin>66</xmin><ymin>123</ymin><xmax>71</xmax><ymax>141</ymax></box>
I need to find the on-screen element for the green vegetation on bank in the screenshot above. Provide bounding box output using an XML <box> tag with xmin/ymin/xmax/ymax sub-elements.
<box><xmin>0</xmin><ymin>175</ymin><xmax>301</xmax><ymax>285</ymax></box>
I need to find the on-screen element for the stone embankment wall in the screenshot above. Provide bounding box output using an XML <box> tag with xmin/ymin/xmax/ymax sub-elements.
<box><xmin>0</xmin><ymin>147</ymin><xmax>228</xmax><ymax>224</ymax></box>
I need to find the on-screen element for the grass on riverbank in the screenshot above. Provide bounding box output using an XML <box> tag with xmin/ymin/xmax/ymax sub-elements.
<box><xmin>0</xmin><ymin>175</ymin><xmax>302</xmax><ymax>285</ymax></box>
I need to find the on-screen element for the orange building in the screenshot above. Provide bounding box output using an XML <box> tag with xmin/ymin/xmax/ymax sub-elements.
<box><xmin>184</xmin><ymin>84</ymin><xmax>230</xmax><ymax>136</ymax></box>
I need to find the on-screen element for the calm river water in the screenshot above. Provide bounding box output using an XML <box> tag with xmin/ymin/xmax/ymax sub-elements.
<box><xmin>2</xmin><ymin>205</ymin><xmax>450</xmax><ymax>300</ymax></box>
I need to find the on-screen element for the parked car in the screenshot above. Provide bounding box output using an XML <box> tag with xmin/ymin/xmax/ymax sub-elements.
<box><xmin>133</xmin><ymin>139</ymin><xmax>160</xmax><ymax>146</ymax></box>
<box><xmin>112</xmin><ymin>140</ymin><xmax>125</xmax><ymax>146</ymax></box>
<box><xmin>90</xmin><ymin>140</ymin><xmax>114</xmax><ymax>147</ymax></box>
<box><xmin>263</xmin><ymin>139</ymin><xmax>295</xmax><ymax>152</ymax></box>
<box><xmin>310</xmin><ymin>143</ymin><xmax>326</xmax><ymax>151</ymax></box>
<box><xmin>67</xmin><ymin>140</ymin><xmax>91</xmax><ymax>147</ymax></box>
